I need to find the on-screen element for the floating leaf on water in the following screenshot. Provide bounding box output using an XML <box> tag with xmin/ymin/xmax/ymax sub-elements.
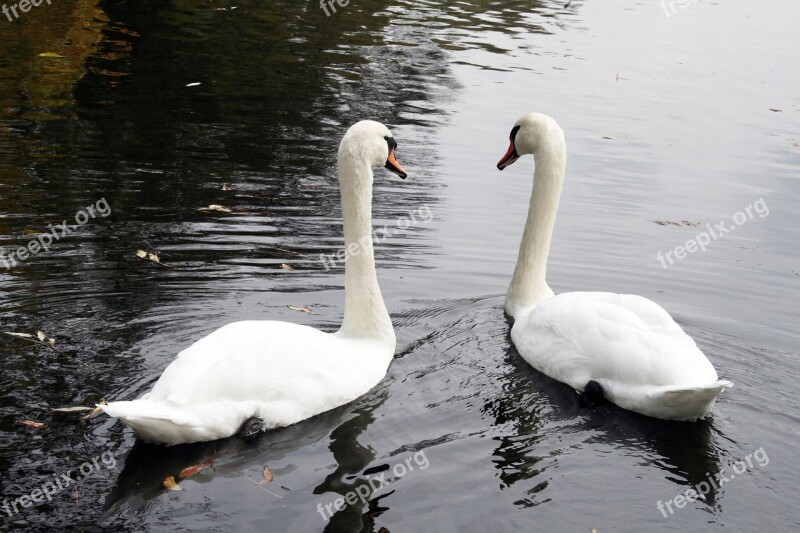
<box><xmin>4</xmin><ymin>331</ymin><xmax>55</xmax><ymax>349</ymax></box>
<box><xmin>287</xmin><ymin>305</ymin><xmax>313</xmax><ymax>314</ymax></box>
<box><xmin>198</xmin><ymin>204</ymin><xmax>233</xmax><ymax>213</ymax></box>
<box><xmin>186</xmin><ymin>82</ymin><xmax>201</xmax><ymax>87</ymax></box>
<box><xmin>179</xmin><ymin>454</ymin><xmax>216</xmax><ymax>479</ymax></box>
<box><xmin>4</xmin><ymin>332</ymin><xmax>34</xmax><ymax>339</ymax></box>
<box><xmin>38</xmin><ymin>52</ymin><xmax>65</xmax><ymax>58</ymax></box>
<box><xmin>83</xmin><ymin>399</ymin><xmax>107</xmax><ymax>419</ymax></box>
<box><xmin>650</xmin><ymin>220</ymin><xmax>700</xmax><ymax>227</ymax></box>
<box><xmin>52</xmin><ymin>406</ymin><xmax>94</xmax><ymax>413</ymax></box>
<box><xmin>21</xmin><ymin>420</ymin><xmax>45</xmax><ymax>428</ymax></box>
<box><xmin>163</xmin><ymin>476</ymin><xmax>182</xmax><ymax>491</ymax></box>
<box><xmin>136</xmin><ymin>249</ymin><xmax>170</xmax><ymax>267</ymax></box>
<box><xmin>769</xmin><ymin>108</ymin><xmax>783</xmax><ymax>112</ymax></box>
<box><xmin>262</xmin><ymin>466</ymin><xmax>274</xmax><ymax>483</ymax></box>
<box><xmin>222</xmin><ymin>183</ymin><xmax>232</xmax><ymax>191</ymax></box>
<box><xmin>280</xmin><ymin>264</ymin><xmax>293</xmax><ymax>271</ymax></box>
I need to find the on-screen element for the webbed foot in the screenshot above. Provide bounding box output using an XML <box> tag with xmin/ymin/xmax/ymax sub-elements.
<box><xmin>579</xmin><ymin>380</ymin><xmax>605</xmax><ymax>407</ymax></box>
<box><xmin>239</xmin><ymin>417</ymin><xmax>264</xmax><ymax>442</ymax></box>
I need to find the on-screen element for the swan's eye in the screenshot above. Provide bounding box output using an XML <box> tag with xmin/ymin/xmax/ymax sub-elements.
<box><xmin>384</xmin><ymin>136</ymin><xmax>398</xmax><ymax>151</ymax></box>
<box><xmin>509</xmin><ymin>125</ymin><xmax>521</xmax><ymax>142</ymax></box>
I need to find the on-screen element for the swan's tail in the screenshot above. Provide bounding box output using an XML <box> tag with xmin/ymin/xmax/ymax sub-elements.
<box><xmin>648</xmin><ymin>380</ymin><xmax>733</xmax><ymax>421</ymax></box>
<box><xmin>603</xmin><ymin>379</ymin><xmax>733</xmax><ymax>421</ymax></box>
<box><xmin>100</xmin><ymin>400</ymin><xmax>213</xmax><ymax>446</ymax></box>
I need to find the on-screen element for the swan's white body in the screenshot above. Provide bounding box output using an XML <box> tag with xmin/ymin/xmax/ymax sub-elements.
<box><xmin>498</xmin><ymin>113</ymin><xmax>731</xmax><ymax>421</ymax></box>
<box><xmin>102</xmin><ymin>121</ymin><xmax>405</xmax><ymax>445</ymax></box>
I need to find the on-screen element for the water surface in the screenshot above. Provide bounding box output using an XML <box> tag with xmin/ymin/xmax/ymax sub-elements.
<box><xmin>1</xmin><ymin>0</ymin><xmax>798</xmax><ymax>531</ymax></box>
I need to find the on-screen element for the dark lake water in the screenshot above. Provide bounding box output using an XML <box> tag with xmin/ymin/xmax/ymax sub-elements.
<box><xmin>1</xmin><ymin>0</ymin><xmax>799</xmax><ymax>531</ymax></box>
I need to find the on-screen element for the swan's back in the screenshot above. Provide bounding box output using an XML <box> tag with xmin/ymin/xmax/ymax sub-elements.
<box><xmin>511</xmin><ymin>292</ymin><xmax>730</xmax><ymax>420</ymax></box>
<box><xmin>102</xmin><ymin>321</ymin><xmax>394</xmax><ymax>445</ymax></box>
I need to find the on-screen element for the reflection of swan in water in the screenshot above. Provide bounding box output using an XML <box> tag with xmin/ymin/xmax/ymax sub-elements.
<box><xmin>100</xmin><ymin>385</ymin><xmax>393</xmax><ymax>525</ymax></box>
<box><xmin>386</xmin><ymin>295</ymin><xmax>728</xmax><ymax>515</ymax></box>
<box><xmin>483</xmin><ymin>326</ymin><xmax>726</xmax><ymax>511</ymax></box>
<box><xmin>99</xmin><ymin>402</ymin><xmax>355</xmax><ymax>521</ymax></box>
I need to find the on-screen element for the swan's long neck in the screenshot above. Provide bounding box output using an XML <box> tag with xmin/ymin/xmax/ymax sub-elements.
<box><xmin>505</xmin><ymin>133</ymin><xmax>566</xmax><ymax>319</ymax></box>
<box><xmin>336</xmin><ymin>151</ymin><xmax>395</xmax><ymax>348</ymax></box>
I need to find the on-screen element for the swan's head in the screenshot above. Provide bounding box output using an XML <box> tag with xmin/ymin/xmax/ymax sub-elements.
<box><xmin>340</xmin><ymin>120</ymin><xmax>408</xmax><ymax>179</ymax></box>
<box><xmin>497</xmin><ymin>112</ymin><xmax>564</xmax><ymax>170</ymax></box>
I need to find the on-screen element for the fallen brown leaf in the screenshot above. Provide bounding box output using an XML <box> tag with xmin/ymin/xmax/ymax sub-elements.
<box><xmin>163</xmin><ymin>476</ymin><xmax>182</xmax><ymax>491</ymax></box>
<box><xmin>262</xmin><ymin>466</ymin><xmax>274</xmax><ymax>483</ymax></box>
<box><xmin>20</xmin><ymin>420</ymin><xmax>45</xmax><ymax>428</ymax></box>
<box><xmin>4</xmin><ymin>331</ymin><xmax>56</xmax><ymax>349</ymax></box>
<box><xmin>136</xmin><ymin>249</ymin><xmax>172</xmax><ymax>268</ymax></box>
<box><xmin>82</xmin><ymin>400</ymin><xmax>107</xmax><ymax>420</ymax></box>
<box><xmin>280</xmin><ymin>264</ymin><xmax>293</xmax><ymax>271</ymax></box>
<box><xmin>179</xmin><ymin>454</ymin><xmax>216</xmax><ymax>479</ymax></box>
<box><xmin>287</xmin><ymin>305</ymin><xmax>313</xmax><ymax>314</ymax></box>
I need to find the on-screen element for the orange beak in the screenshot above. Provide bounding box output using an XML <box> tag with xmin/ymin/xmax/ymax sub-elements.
<box><xmin>497</xmin><ymin>141</ymin><xmax>520</xmax><ymax>170</ymax></box>
<box><xmin>385</xmin><ymin>147</ymin><xmax>408</xmax><ymax>179</ymax></box>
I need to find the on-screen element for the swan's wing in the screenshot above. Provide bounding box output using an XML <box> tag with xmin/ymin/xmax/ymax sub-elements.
<box><xmin>103</xmin><ymin>321</ymin><xmax>393</xmax><ymax>443</ymax></box>
<box><xmin>145</xmin><ymin>321</ymin><xmax>387</xmax><ymax>408</ymax></box>
<box><xmin>512</xmin><ymin>292</ymin><xmax>719</xmax><ymax>390</ymax></box>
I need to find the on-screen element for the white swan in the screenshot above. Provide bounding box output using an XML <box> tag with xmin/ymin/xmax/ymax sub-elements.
<box><xmin>496</xmin><ymin>112</ymin><xmax>732</xmax><ymax>421</ymax></box>
<box><xmin>101</xmin><ymin>121</ymin><xmax>408</xmax><ymax>445</ymax></box>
